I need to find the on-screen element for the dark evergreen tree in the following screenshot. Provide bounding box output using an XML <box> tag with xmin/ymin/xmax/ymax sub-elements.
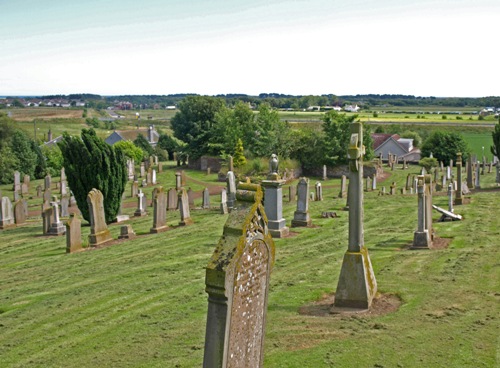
<box><xmin>58</xmin><ymin>129</ymin><xmax>127</xmax><ymax>223</ymax></box>
<box><xmin>157</xmin><ymin>134</ymin><xmax>179</xmax><ymax>160</ymax></box>
<box><xmin>490</xmin><ymin>117</ymin><xmax>500</xmax><ymax>158</ymax></box>
<box><xmin>133</xmin><ymin>133</ymin><xmax>154</xmax><ymax>158</ymax></box>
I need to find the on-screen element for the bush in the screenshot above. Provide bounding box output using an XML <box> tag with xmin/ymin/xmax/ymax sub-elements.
<box><xmin>419</xmin><ymin>157</ymin><xmax>438</xmax><ymax>172</ymax></box>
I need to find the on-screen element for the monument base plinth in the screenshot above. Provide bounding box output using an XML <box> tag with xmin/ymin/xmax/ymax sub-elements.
<box><xmin>454</xmin><ymin>198</ymin><xmax>464</xmax><ymax>205</ymax></box>
<box><xmin>150</xmin><ymin>226</ymin><xmax>169</xmax><ymax>233</ymax></box>
<box><xmin>88</xmin><ymin>230</ymin><xmax>112</xmax><ymax>246</ymax></box>
<box><xmin>334</xmin><ymin>247</ymin><xmax>377</xmax><ymax>309</ymax></box>
<box><xmin>268</xmin><ymin>227</ymin><xmax>289</xmax><ymax>238</ymax></box>
<box><xmin>291</xmin><ymin>211</ymin><xmax>311</xmax><ymax>227</ymax></box>
<box><xmin>48</xmin><ymin>223</ymin><xmax>66</xmax><ymax>236</ymax></box>
<box><xmin>412</xmin><ymin>230</ymin><xmax>431</xmax><ymax>249</ymax></box>
<box><xmin>178</xmin><ymin>219</ymin><xmax>194</xmax><ymax>226</ymax></box>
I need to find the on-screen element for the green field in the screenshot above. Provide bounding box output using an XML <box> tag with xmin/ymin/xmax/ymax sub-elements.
<box><xmin>1</xmin><ymin>162</ymin><xmax>499</xmax><ymax>367</ymax></box>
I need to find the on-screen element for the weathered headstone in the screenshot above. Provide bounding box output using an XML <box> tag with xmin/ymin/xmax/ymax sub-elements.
<box><xmin>21</xmin><ymin>182</ymin><xmax>29</xmax><ymax>196</ymax></box>
<box><xmin>202</xmin><ymin>187</ymin><xmax>210</xmax><ymax>209</ymax></box>
<box><xmin>220</xmin><ymin>188</ymin><xmax>228</xmax><ymax>214</ymax></box>
<box><xmin>291</xmin><ymin>177</ymin><xmax>311</xmax><ymax>227</ymax></box>
<box><xmin>372</xmin><ymin>174</ymin><xmax>377</xmax><ymax>191</ymax></box>
<box><xmin>131</xmin><ymin>181</ymin><xmax>139</xmax><ymax>197</ymax></box>
<box><xmin>288</xmin><ymin>184</ymin><xmax>296</xmax><ymax>202</ymax></box>
<box><xmin>13</xmin><ymin>171</ymin><xmax>21</xmax><ymax>192</ymax></box>
<box><xmin>455</xmin><ymin>153</ymin><xmax>464</xmax><ymax>205</ymax></box>
<box><xmin>118</xmin><ymin>224</ymin><xmax>136</xmax><ymax>239</ymax></box>
<box><xmin>150</xmin><ymin>187</ymin><xmax>168</xmax><ymax>233</ymax></box>
<box><xmin>140</xmin><ymin>162</ymin><xmax>146</xmax><ymax>177</ymax></box>
<box><xmin>127</xmin><ymin>159</ymin><xmax>135</xmax><ymax>179</ymax></box>
<box><xmin>87</xmin><ymin>189</ymin><xmax>112</xmax><ymax>246</ymax></box>
<box><xmin>146</xmin><ymin>168</ymin><xmax>152</xmax><ymax>185</ymax></box>
<box><xmin>178</xmin><ymin>188</ymin><xmax>193</xmax><ymax>226</ymax></box>
<box><xmin>41</xmin><ymin>202</ymin><xmax>52</xmax><ymax>235</ymax></box>
<box><xmin>315</xmin><ymin>181</ymin><xmax>323</xmax><ymax>201</ymax></box>
<box><xmin>175</xmin><ymin>172</ymin><xmax>182</xmax><ymax>190</ymax></box>
<box><xmin>36</xmin><ymin>185</ymin><xmax>42</xmax><ymax>198</ymax></box>
<box><xmin>389</xmin><ymin>182</ymin><xmax>397</xmax><ymax>195</ymax></box>
<box><xmin>203</xmin><ymin>188</ymin><xmax>275</xmax><ymax>368</ymax></box>
<box><xmin>134</xmin><ymin>190</ymin><xmax>147</xmax><ymax>216</ymax></box>
<box><xmin>167</xmin><ymin>188</ymin><xmax>178</xmax><ymax>211</ymax></box>
<box><xmin>44</xmin><ymin>174</ymin><xmax>51</xmax><ymax>190</ymax></box>
<box><xmin>158</xmin><ymin>162</ymin><xmax>163</xmax><ymax>173</ymax></box>
<box><xmin>475</xmin><ymin>161</ymin><xmax>481</xmax><ymax>188</ymax></box>
<box><xmin>181</xmin><ymin>170</ymin><xmax>187</xmax><ymax>186</ymax></box>
<box><xmin>447</xmin><ymin>183</ymin><xmax>454</xmax><ymax>213</ymax></box>
<box><xmin>322</xmin><ymin>165</ymin><xmax>327</xmax><ymax>181</ymax></box>
<box><xmin>152</xmin><ymin>169</ymin><xmax>157</xmax><ymax>185</ymax></box>
<box><xmin>261</xmin><ymin>155</ymin><xmax>289</xmax><ymax>238</ymax></box>
<box><xmin>365</xmin><ymin>176</ymin><xmax>371</xmax><ymax>192</ymax></box>
<box><xmin>466</xmin><ymin>156</ymin><xmax>474</xmax><ymax>189</ymax></box>
<box><xmin>13</xmin><ymin>200</ymin><xmax>26</xmax><ymax>226</ymax></box>
<box><xmin>334</xmin><ymin>121</ymin><xmax>377</xmax><ymax>310</ymax></box>
<box><xmin>228</xmin><ymin>155</ymin><xmax>234</xmax><ymax>172</ymax></box>
<box><xmin>406</xmin><ymin>174</ymin><xmax>412</xmax><ymax>191</ymax></box>
<box><xmin>48</xmin><ymin>200</ymin><xmax>65</xmax><ymax>236</ymax></box>
<box><xmin>339</xmin><ymin>175</ymin><xmax>347</xmax><ymax>198</ymax></box>
<box><xmin>43</xmin><ymin>188</ymin><xmax>52</xmax><ymax>203</ymax></box>
<box><xmin>66</xmin><ymin>214</ymin><xmax>82</xmax><ymax>253</ymax></box>
<box><xmin>60</xmin><ymin>180</ymin><xmax>68</xmax><ymax>196</ymax></box>
<box><xmin>187</xmin><ymin>187</ymin><xmax>195</xmax><ymax>209</ymax></box>
<box><xmin>226</xmin><ymin>171</ymin><xmax>236</xmax><ymax>210</ymax></box>
<box><xmin>60</xmin><ymin>196</ymin><xmax>70</xmax><ymax>217</ymax></box>
<box><xmin>13</xmin><ymin>191</ymin><xmax>20</xmax><ymax>202</ymax></box>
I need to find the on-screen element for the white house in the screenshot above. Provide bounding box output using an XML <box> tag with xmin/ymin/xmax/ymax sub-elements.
<box><xmin>372</xmin><ymin>133</ymin><xmax>421</xmax><ymax>162</ymax></box>
<box><xmin>344</xmin><ymin>104</ymin><xmax>360</xmax><ymax>112</ymax></box>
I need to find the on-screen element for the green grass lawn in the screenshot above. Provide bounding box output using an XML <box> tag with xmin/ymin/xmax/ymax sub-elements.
<box><xmin>1</xmin><ymin>163</ymin><xmax>499</xmax><ymax>367</ymax></box>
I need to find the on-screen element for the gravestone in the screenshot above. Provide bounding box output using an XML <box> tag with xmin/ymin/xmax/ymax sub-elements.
<box><xmin>406</xmin><ymin>174</ymin><xmax>412</xmax><ymax>191</ymax></box>
<box><xmin>146</xmin><ymin>168</ymin><xmax>152</xmax><ymax>185</ymax></box>
<box><xmin>36</xmin><ymin>185</ymin><xmax>42</xmax><ymax>198</ymax></box>
<box><xmin>446</xmin><ymin>166</ymin><xmax>451</xmax><ymax>180</ymax></box>
<box><xmin>261</xmin><ymin>155</ymin><xmax>289</xmax><ymax>238</ymax></box>
<box><xmin>175</xmin><ymin>172</ymin><xmax>182</xmax><ymax>190</ymax></box>
<box><xmin>167</xmin><ymin>188</ymin><xmax>178</xmax><ymax>211</ymax></box>
<box><xmin>339</xmin><ymin>175</ymin><xmax>347</xmax><ymax>198</ymax></box>
<box><xmin>226</xmin><ymin>171</ymin><xmax>236</xmax><ymax>210</ymax></box>
<box><xmin>87</xmin><ymin>189</ymin><xmax>112</xmax><ymax>246</ymax></box>
<box><xmin>151</xmin><ymin>187</ymin><xmax>159</xmax><ymax>207</ymax></box>
<box><xmin>203</xmin><ymin>187</ymin><xmax>275</xmax><ymax>368</ymax></box>
<box><xmin>141</xmin><ymin>179</ymin><xmax>147</xmax><ymax>187</ymax></box>
<box><xmin>66</xmin><ymin>214</ymin><xmax>82</xmax><ymax>253</ymax></box>
<box><xmin>447</xmin><ymin>183</ymin><xmax>454</xmax><ymax>213</ymax></box>
<box><xmin>43</xmin><ymin>189</ymin><xmax>52</xmax><ymax>203</ymax></box>
<box><xmin>14</xmin><ymin>200</ymin><xmax>26</xmax><ymax>226</ymax></box>
<box><xmin>44</xmin><ymin>174</ymin><xmax>51</xmax><ymax>190</ymax></box>
<box><xmin>127</xmin><ymin>159</ymin><xmax>135</xmax><ymax>179</ymax></box>
<box><xmin>13</xmin><ymin>171</ymin><xmax>21</xmax><ymax>192</ymax></box>
<box><xmin>181</xmin><ymin>171</ymin><xmax>187</xmax><ymax>186</ymax></box>
<box><xmin>315</xmin><ymin>181</ymin><xmax>323</xmax><ymax>201</ymax></box>
<box><xmin>288</xmin><ymin>184</ymin><xmax>296</xmax><ymax>202</ymax></box>
<box><xmin>322</xmin><ymin>165</ymin><xmax>327</xmax><ymax>181</ymax></box>
<box><xmin>158</xmin><ymin>162</ymin><xmax>163</xmax><ymax>173</ymax></box>
<box><xmin>23</xmin><ymin>174</ymin><xmax>30</xmax><ymax>187</ymax></box>
<box><xmin>206</xmin><ymin>167</ymin><xmax>211</xmax><ymax>175</ymax></box>
<box><xmin>220</xmin><ymin>188</ymin><xmax>228</xmax><ymax>214</ymax></box>
<box><xmin>13</xmin><ymin>191</ymin><xmax>20</xmax><ymax>202</ymax></box>
<box><xmin>60</xmin><ymin>180</ymin><xmax>68</xmax><ymax>196</ymax></box>
<box><xmin>424</xmin><ymin>175</ymin><xmax>434</xmax><ymax>239</ymax></box>
<box><xmin>365</xmin><ymin>176</ymin><xmax>371</xmax><ymax>192</ymax></box>
<box><xmin>228</xmin><ymin>155</ymin><xmax>234</xmax><ymax>172</ymax></box>
<box><xmin>60</xmin><ymin>196</ymin><xmax>70</xmax><ymax>217</ymax></box>
<box><xmin>140</xmin><ymin>162</ymin><xmax>145</xmax><ymax>177</ymax></box>
<box><xmin>178</xmin><ymin>188</ymin><xmax>193</xmax><ymax>226</ymax></box>
<box><xmin>131</xmin><ymin>181</ymin><xmax>139</xmax><ymax>197</ymax></box>
<box><xmin>48</xmin><ymin>200</ymin><xmax>65</xmax><ymax>236</ymax></box>
<box><xmin>150</xmin><ymin>187</ymin><xmax>168</xmax><ymax>233</ymax></box>
<box><xmin>152</xmin><ymin>169</ymin><xmax>157</xmax><ymax>185</ymax></box>
<box><xmin>21</xmin><ymin>183</ymin><xmax>29</xmax><ymax>196</ymax></box>
<box><xmin>334</xmin><ymin>121</ymin><xmax>377</xmax><ymax>310</ymax></box>
<box><xmin>475</xmin><ymin>161</ymin><xmax>481</xmax><ymax>188</ymax></box>
<box><xmin>187</xmin><ymin>187</ymin><xmax>195</xmax><ymax>209</ymax></box>
<box><xmin>118</xmin><ymin>224</ymin><xmax>136</xmax><ymax>239</ymax></box>
<box><xmin>41</xmin><ymin>202</ymin><xmax>52</xmax><ymax>235</ymax></box>
<box><xmin>372</xmin><ymin>174</ymin><xmax>377</xmax><ymax>190</ymax></box>
<box><xmin>390</xmin><ymin>182</ymin><xmax>397</xmax><ymax>195</ymax></box>
<box><xmin>134</xmin><ymin>190</ymin><xmax>147</xmax><ymax>216</ymax></box>
<box><xmin>412</xmin><ymin>176</ymin><xmax>431</xmax><ymax>248</ymax></box>
<box><xmin>291</xmin><ymin>177</ymin><xmax>312</xmax><ymax>227</ymax></box>
<box><xmin>202</xmin><ymin>187</ymin><xmax>210</xmax><ymax>209</ymax></box>
<box><xmin>466</xmin><ymin>156</ymin><xmax>474</xmax><ymax>189</ymax></box>
<box><xmin>455</xmin><ymin>153</ymin><xmax>464</xmax><ymax>205</ymax></box>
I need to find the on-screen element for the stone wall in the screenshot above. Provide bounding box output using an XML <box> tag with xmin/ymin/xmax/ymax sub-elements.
<box><xmin>305</xmin><ymin>164</ymin><xmax>379</xmax><ymax>179</ymax></box>
<box><xmin>187</xmin><ymin>156</ymin><xmax>223</xmax><ymax>172</ymax></box>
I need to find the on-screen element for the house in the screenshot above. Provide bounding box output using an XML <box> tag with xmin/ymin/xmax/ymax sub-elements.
<box><xmin>105</xmin><ymin>125</ymin><xmax>159</xmax><ymax>147</ymax></box>
<box><xmin>372</xmin><ymin>133</ymin><xmax>421</xmax><ymax>162</ymax></box>
<box><xmin>344</xmin><ymin>104</ymin><xmax>360</xmax><ymax>112</ymax></box>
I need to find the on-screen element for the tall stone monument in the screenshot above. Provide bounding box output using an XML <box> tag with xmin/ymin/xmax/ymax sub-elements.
<box><xmin>0</xmin><ymin>197</ymin><xmax>15</xmax><ymax>229</ymax></box>
<box><xmin>334</xmin><ymin>122</ymin><xmax>377</xmax><ymax>309</ymax></box>
<box><xmin>87</xmin><ymin>189</ymin><xmax>112</xmax><ymax>246</ymax></box>
<box><xmin>261</xmin><ymin>154</ymin><xmax>289</xmax><ymax>238</ymax></box>
<box><xmin>291</xmin><ymin>177</ymin><xmax>312</xmax><ymax>227</ymax></box>
<box><xmin>178</xmin><ymin>188</ymin><xmax>193</xmax><ymax>226</ymax></box>
<box><xmin>455</xmin><ymin>152</ymin><xmax>464</xmax><ymax>205</ymax></box>
<box><xmin>226</xmin><ymin>171</ymin><xmax>236</xmax><ymax>210</ymax></box>
<box><xmin>150</xmin><ymin>187</ymin><xmax>168</xmax><ymax>233</ymax></box>
<box><xmin>412</xmin><ymin>176</ymin><xmax>432</xmax><ymax>248</ymax></box>
<box><xmin>203</xmin><ymin>187</ymin><xmax>275</xmax><ymax>368</ymax></box>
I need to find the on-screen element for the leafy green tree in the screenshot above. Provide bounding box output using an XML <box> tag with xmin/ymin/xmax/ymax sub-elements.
<box><xmin>31</xmin><ymin>140</ymin><xmax>47</xmax><ymax>179</ymax></box>
<box><xmin>170</xmin><ymin>96</ymin><xmax>225</xmax><ymax>159</ymax></box>
<box><xmin>233</xmin><ymin>138</ymin><xmax>247</xmax><ymax>167</ymax></box>
<box><xmin>58</xmin><ymin>129</ymin><xmax>127</xmax><ymax>223</ymax></box>
<box><xmin>0</xmin><ymin>145</ymin><xmax>19</xmax><ymax>184</ymax></box>
<box><xmin>321</xmin><ymin>111</ymin><xmax>355</xmax><ymax>166</ymax></box>
<box><xmin>421</xmin><ymin>131</ymin><xmax>470</xmax><ymax>164</ymax></box>
<box><xmin>11</xmin><ymin>131</ymin><xmax>38</xmax><ymax>178</ymax></box>
<box><xmin>133</xmin><ymin>133</ymin><xmax>154</xmax><ymax>158</ymax></box>
<box><xmin>490</xmin><ymin>117</ymin><xmax>500</xmax><ymax>158</ymax></box>
<box><xmin>41</xmin><ymin>145</ymin><xmax>63</xmax><ymax>177</ymax></box>
<box><xmin>401</xmin><ymin>130</ymin><xmax>422</xmax><ymax>147</ymax></box>
<box><xmin>157</xmin><ymin>134</ymin><xmax>180</xmax><ymax>160</ymax></box>
<box><xmin>114</xmin><ymin>140</ymin><xmax>144</xmax><ymax>163</ymax></box>
<box><xmin>419</xmin><ymin>157</ymin><xmax>438</xmax><ymax>171</ymax></box>
<box><xmin>290</xmin><ymin>128</ymin><xmax>327</xmax><ymax>171</ymax></box>
<box><xmin>0</xmin><ymin>113</ymin><xmax>17</xmax><ymax>148</ymax></box>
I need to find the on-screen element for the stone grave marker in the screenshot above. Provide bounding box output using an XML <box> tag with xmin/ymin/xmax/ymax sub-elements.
<box><xmin>87</xmin><ymin>189</ymin><xmax>112</xmax><ymax>246</ymax></box>
<box><xmin>181</xmin><ymin>170</ymin><xmax>187</xmax><ymax>186</ymax></box>
<box><xmin>288</xmin><ymin>184</ymin><xmax>296</xmax><ymax>202</ymax></box>
<box><xmin>202</xmin><ymin>187</ymin><xmax>210</xmax><ymax>209</ymax></box>
<box><xmin>372</xmin><ymin>174</ymin><xmax>377</xmax><ymax>190</ymax></box>
<box><xmin>220</xmin><ymin>188</ymin><xmax>228</xmax><ymax>214</ymax></box>
<box><xmin>455</xmin><ymin>153</ymin><xmax>464</xmax><ymax>205</ymax></box>
<box><xmin>146</xmin><ymin>168</ymin><xmax>152</xmax><ymax>185</ymax></box>
<box><xmin>118</xmin><ymin>224</ymin><xmax>136</xmax><ymax>239</ymax></box>
<box><xmin>291</xmin><ymin>177</ymin><xmax>311</xmax><ymax>227</ymax></box>
<box><xmin>228</xmin><ymin>155</ymin><xmax>234</xmax><ymax>172</ymax></box>
<box><xmin>322</xmin><ymin>165</ymin><xmax>327</xmax><ymax>180</ymax></box>
<box><xmin>412</xmin><ymin>176</ymin><xmax>431</xmax><ymax>248</ymax></box>
<box><xmin>203</xmin><ymin>187</ymin><xmax>275</xmax><ymax>368</ymax></box>
<box><xmin>334</xmin><ymin>121</ymin><xmax>377</xmax><ymax>310</ymax></box>
<box><xmin>13</xmin><ymin>191</ymin><xmax>20</xmax><ymax>202</ymax></box>
<box><xmin>447</xmin><ymin>183</ymin><xmax>454</xmax><ymax>213</ymax></box>
<box><xmin>151</xmin><ymin>187</ymin><xmax>159</xmax><ymax>207</ymax></box>
<box><xmin>187</xmin><ymin>187</ymin><xmax>195</xmax><ymax>209</ymax></box>
<box><xmin>21</xmin><ymin>182</ymin><xmax>29</xmax><ymax>196</ymax></box>
<box><xmin>389</xmin><ymin>182</ymin><xmax>397</xmax><ymax>195</ymax></box>
<box><xmin>43</xmin><ymin>189</ymin><xmax>52</xmax><ymax>203</ymax></box>
<box><xmin>66</xmin><ymin>214</ymin><xmax>82</xmax><ymax>253</ymax></box>
<box><xmin>167</xmin><ymin>188</ymin><xmax>178</xmax><ymax>211</ymax></box>
<box><xmin>261</xmin><ymin>156</ymin><xmax>289</xmax><ymax>238</ymax></box>
<box><xmin>13</xmin><ymin>171</ymin><xmax>21</xmax><ymax>192</ymax></box>
<box><xmin>134</xmin><ymin>190</ymin><xmax>147</xmax><ymax>217</ymax></box>
<box><xmin>14</xmin><ymin>200</ymin><xmax>26</xmax><ymax>226</ymax></box>
<box><xmin>226</xmin><ymin>171</ymin><xmax>236</xmax><ymax>210</ymax></box>
<box><xmin>152</xmin><ymin>169</ymin><xmax>157</xmax><ymax>185</ymax></box>
<box><xmin>315</xmin><ymin>181</ymin><xmax>323</xmax><ymax>201</ymax></box>
<box><xmin>365</xmin><ymin>176</ymin><xmax>371</xmax><ymax>192</ymax></box>
<box><xmin>140</xmin><ymin>162</ymin><xmax>146</xmax><ymax>177</ymax></box>
<box><xmin>131</xmin><ymin>181</ymin><xmax>139</xmax><ymax>197</ymax></box>
<box><xmin>60</xmin><ymin>196</ymin><xmax>70</xmax><ymax>217</ymax></box>
<box><xmin>41</xmin><ymin>202</ymin><xmax>52</xmax><ymax>235</ymax></box>
<box><xmin>150</xmin><ymin>187</ymin><xmax>168</xmax><ymax>233</ymax></box>
<box><xmin>0</xmin><ymin>197</ymin><xmax>15</xmax><ymax>229</ymax></box>
<box><xmin>175</xmin><ymin>172</ymin><xmax>182</xmax><ymax>190</ymax></box>
<box><xmin>36</xmin><ymin>185</ymin><xmax>42</xmax><ymax>198</ymax></box>
<box><xmin>466</xmin><ymin>156</ymin><xmax>474</xmax><ymax>189</ymax></box>
<box><xmin>339</xmin><ymin>175</ymin><xmax>347</xmax><ymax>198</ymax></box>
<box><xmin>48</xmin><ymin>200</ymin><xmax>65</xmax><ymax>236</ymax></box>
<box><xmin>127</xmin><ymin>159</ymin><xmax>135</xmax><ymax>179</ymax></box>
<box><xmin>178</xmin><ymin>188</ymin><xmax>193</xmax><ymax>226</ymax></box>
<box><xmin>475</xmin><ymin>162</ymin><xmax>481</xmax><ymax>188</ymax></box>
<box><xmin>44</xmin><ymin>174</ymin><xmax>51</xmax><ymax>190</ymax></box>
<box><xmin>158</xmin><ymin>162</ymin><xmax>163</xmax><ymax>173</ymax></box>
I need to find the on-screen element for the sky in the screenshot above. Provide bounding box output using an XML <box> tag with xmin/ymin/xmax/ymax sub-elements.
<box><xmin>0</xmin><ymin>0</ymin><xmax>499</xmax><ymax>97</ymax></box>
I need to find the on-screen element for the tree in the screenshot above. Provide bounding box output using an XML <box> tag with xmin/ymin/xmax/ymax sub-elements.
<box><xmin>419</xmin><ymin>157</ymin><xmax>438</xmax><ymax>171</ymax></box>
<box><xmin>0</xmin><ymin>145</ymin><xmax>19</xmax><ymax>184</ymax></box>
<box><xmin>490</xmin><ymin>117</ymin><xmax>500</xmax><ymax>159</ymax></box>
<box><xmin>321</xmin><ymin>111</ymin><xmax>355</xmax><ymax>166</ymax></box>
<box><xmin>58</xmin><ymin>129</ymin><xmax>127</xmax><ymax>223</ymax></box>
<box><xmin>290</xmin><ymin>128</ymin><xmax>327</xmax><ymax>171</ymax></box>
<box><xmin>421</xmin><ymin>131</ymin><xmax>470</xmax><ymax>164</ymax></box>
<box><xmin>133</xmin><ymin>133</ymin><xmax>154</xmax><ymax>158</ymax></box>
<box><xmin>10</xmin><ymin>131</ymin><xmax>38</xmax><ymax>178</ymax></box>
<box><xmin>157</xmin><ymin>134</ymin><xmax>180</xmax><ymax>160</ymax></box>
<box><xmin>233</xmin><ymin>138</ymin><xmax>247</xmax><ymax>167</ymax></box>
<box><xmin>170</xmin><ymin>96</ymin><xmax>225</xmax><ymax>159</ymax></box>
<box><xmin>41</xmin><ymin>145</ymin><xmax>63</xmax><ymax>177</ymax></box>
<box><xmin>114</xmin><ymin>140</ymin><xmax>144</xmax><ymax>163</ymax></box>
<box><xmin>31</xmin><ymin>140</ymin><xmax>47</xmax><ymax>179</ymax></box>
<box><xmin>401</xmin><ymin>130</ymin><xmax>422</xmax><ymax>148</ymax></box>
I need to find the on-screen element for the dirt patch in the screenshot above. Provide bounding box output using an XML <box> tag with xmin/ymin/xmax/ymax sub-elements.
<box><xmin>404</xmin><ymin>236</ymin><xmax>452</xmax><ymax>250</ymax></box>
<box><xmin>377</xmin><ymin>170</ymin><xmax>392</xmax><ymax>183</ymax></box>
<box><xmin>299</xmin><ymin>292</ymin><xmax>401</xmax><ymax>317</ymax></box>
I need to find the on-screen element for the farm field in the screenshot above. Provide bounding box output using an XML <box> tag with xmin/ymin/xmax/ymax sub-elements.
<box><xmin>0</xmin><ymin>162</ymin><xmax>499</xmax><ymax>367</ymax></box>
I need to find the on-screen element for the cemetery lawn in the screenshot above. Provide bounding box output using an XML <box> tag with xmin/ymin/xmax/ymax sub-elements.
<box><xmin>0</xmin><ymin>165</ymin><xmax>499</xmax><ymax>367</ymax></box>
